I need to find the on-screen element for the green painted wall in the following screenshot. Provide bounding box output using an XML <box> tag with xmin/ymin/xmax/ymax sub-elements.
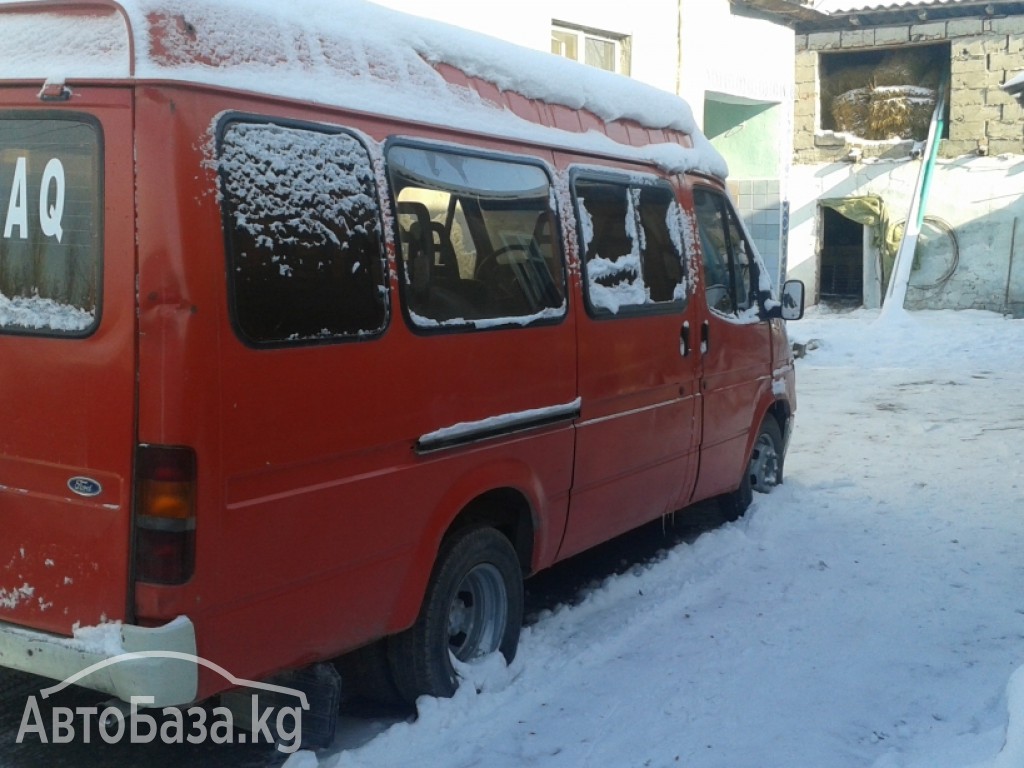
<box><xmin>704</xmin><ymin>99</ymin><xmax>781</xmax><ymax>179</ymax></box>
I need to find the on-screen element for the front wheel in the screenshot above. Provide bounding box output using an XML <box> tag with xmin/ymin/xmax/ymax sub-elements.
<box><xmin>387</xmin><ymin>526</ymin><xmax>523</xmax><ymax>703</ymax></box>
<box><xmin>719</xmin><ymin>417</ymin><xmax>784</xmax><ymax>520</ymax></box>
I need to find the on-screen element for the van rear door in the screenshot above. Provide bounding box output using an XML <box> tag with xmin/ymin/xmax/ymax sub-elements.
<box><xmin>0</xmin><ymin>86</ymin><xmax>136</xmax><ymax>636</ymax></box>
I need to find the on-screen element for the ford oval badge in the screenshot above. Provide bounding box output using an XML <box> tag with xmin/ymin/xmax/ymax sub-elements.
<box><xmin>68</xmin><ymin>476</ymin><xmax>103</xmax><ymax>498</ymax></box>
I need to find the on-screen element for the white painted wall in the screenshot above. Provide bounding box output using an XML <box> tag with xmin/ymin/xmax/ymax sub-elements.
<box><xmin>789</xmin><ymin>155</ymin><xmax>1024</xmax><ymax>312</ymax></box>
<box><xmin>678</xmin><ymin>1</ymin><xmax>794</xmax><ymax>126</ymax></box>
<box><xmin>367</xmin><ymin>0</ymin><xmax>680</xmax><ymax>94</ymax></box>
<box><xmin>366</xmin><ymin>0</ymin><xmax>794</xmax><ymax>120</ymax></box>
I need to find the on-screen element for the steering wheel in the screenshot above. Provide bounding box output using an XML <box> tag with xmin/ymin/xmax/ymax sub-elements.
<box><xmin>475</xmin><ymin>244</ymin><xmax>532</xmax><ymax>306</ymax></box>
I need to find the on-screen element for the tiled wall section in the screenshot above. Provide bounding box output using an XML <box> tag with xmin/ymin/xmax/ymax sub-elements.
<box><xmin>728</xmin><ymin>179</ymin><xmax>784</xmax><ymax>286</ymax></box>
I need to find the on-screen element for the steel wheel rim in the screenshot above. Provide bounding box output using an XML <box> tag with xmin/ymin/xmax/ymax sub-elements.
<box><xmin>447</xmin><ymin>563</ymin><xmax>508</xmax><ymax>662</ymax></box>
<box><xmin>749</xmin><ymin>433</ymin><xmax>781</xmax><ymax>493</ymax></box>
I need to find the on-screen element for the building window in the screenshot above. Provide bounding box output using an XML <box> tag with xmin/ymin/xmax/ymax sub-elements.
<box><xmin>551</xmin><ymin>21</ymin><xmax>631</xmax><ymax>76</ymax></box>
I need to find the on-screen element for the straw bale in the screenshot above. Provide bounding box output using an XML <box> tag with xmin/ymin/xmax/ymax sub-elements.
<box><xmin>868</xmin><ymin>86</ymin><xmax>935</xmax><ymax>139</ymax></box>
<box><xmin>831</xmin><ymin>85</ymin><xmax>935</xmax><ymax>140</ymax></box>
<box><xmin>831</xmin><ymin>88</ymin><xmax>870</xmax><ymax>137</ymax></box>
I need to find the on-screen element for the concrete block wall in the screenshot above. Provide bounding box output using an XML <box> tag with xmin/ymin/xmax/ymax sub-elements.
<box><xmin>794</xmin><ymin>16</ymin><xmax>1024</xmax><ymax>163</ymax></box>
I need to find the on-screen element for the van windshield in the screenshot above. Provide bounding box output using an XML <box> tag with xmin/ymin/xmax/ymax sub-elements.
<box><xmin>0</xmin><ymin>117</ymin><xmax>101</xmax><ymax>335</ymax></box>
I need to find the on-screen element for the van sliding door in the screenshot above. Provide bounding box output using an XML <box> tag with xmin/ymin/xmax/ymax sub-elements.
<box><xmin>559</xmin><ymin>168</ymin><xmax>701</xmax><ymax>558</ymax></box>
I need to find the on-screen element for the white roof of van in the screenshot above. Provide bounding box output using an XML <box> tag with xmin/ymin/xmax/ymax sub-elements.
<box><xmin>0</xmin><ymin>0</ymin><xmax>728</xmax><ymax>179</ymax></box>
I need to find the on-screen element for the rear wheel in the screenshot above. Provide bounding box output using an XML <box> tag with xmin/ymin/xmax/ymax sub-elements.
<box><xmin>719</xmin><ymin>417</ymin><xmax>784</xmax><ymax>520</ymax></box>
<box><xmin>387</xmin><ymin>526</ymin><xmax>523</xmax><ymax>703</ymax></box>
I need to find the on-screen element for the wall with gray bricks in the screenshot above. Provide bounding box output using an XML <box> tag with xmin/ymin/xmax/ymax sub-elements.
<box><xmin>789</xmin><ymin>15</ymin><xmax>1024</xmax><ymax>314</ymax></box>
<box><xmin>795</xmin><ymin>16</ymin><xmax>1024</xmax><ymax>162</ymax></box>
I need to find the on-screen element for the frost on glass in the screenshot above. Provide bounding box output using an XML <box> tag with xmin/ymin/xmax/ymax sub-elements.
<box><xmin>0</xmin><ymin>119</ymin><xmax>100</xmax><ymax>335</ymax></box>
<box><xmin>219</xmin><ymin>122</ymin><xmax>386</xmax><ymax>343</ymax></box>
<box><xmin>576</xmin><ymin>177</ymin><xmax>686</xmax><ymax>315</ymax></box>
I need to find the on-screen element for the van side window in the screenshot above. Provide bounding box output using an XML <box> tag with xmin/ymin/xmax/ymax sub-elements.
<box><xmin>387</xmin><ymin>143</ymin><xmax>565</xmax><ymax>328</ymax></box>
<box><xmin>0</xmin><ymin>118</ymin><xmax>101</xmax><ymax>336</ymax></box>
<box><xmin>573</xmin><ymin>175</ymin><xmax>687</xmax><ymax>315</ymax></box>
<box><xmin>218</xmin><ymin>120</ymin><xmax>387</xmax><ymax>345</ymax></box>
<box><xmin>693</xmin><ymin>187</ymin><xmax>758</xmax><ymax>317</ymax></box>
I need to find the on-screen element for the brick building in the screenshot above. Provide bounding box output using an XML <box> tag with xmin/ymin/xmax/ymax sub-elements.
<box><xmin>738</xmin><ymin>0</ymin><xmax>1024</xmax><ymax>315</ymax></box>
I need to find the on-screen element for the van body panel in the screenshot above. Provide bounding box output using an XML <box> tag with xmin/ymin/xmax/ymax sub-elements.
<box><xmin>693</xmin><ymin>313</ymin><xmax>774</xmax><ymax>500</ymax></box>
<box><xmin>561</xmin><ymin>311</ymin><xmax>702</xmax><ymax>557</ymax></box>
<box><xmin>130</xmin><ymin>86</ymin><xmax>578</xmax><ymax>689</ymax></box>
<box><xmin>0</xmin><ymin>86</ymin><xmax>136</xmax><ymax>636</ymax></box>
<box><xmin>0</xmin><ymin>1</ymin><xmax>797</xmax><ymax>706</ymax></box>
<box><xmin>555</xmin><ymin>154</ymin><xmax>702</xmax><ymax>560</ymax></box>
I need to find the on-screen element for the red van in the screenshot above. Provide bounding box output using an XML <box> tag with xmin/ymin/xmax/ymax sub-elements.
<box><xmin>0</xmin><ymin>0</ymin><xmax>803</xmax><ymax>728</ymax></box>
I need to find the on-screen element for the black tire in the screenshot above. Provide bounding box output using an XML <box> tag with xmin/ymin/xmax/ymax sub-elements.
<box><xmin>0</xmin><ymin>669</ymin><xmax>47</xmax><ymax>703</ymax></box>
<box><xmin>387</xmin><ymin>526</ymin><xmax>523</xmax><ymax>703</ymax></box>
<box><xmin>334</xmin><ymin>639</ymin><xmax>408</xmax><ymax>710</ymax></box>
<box><xmin>718</xmin><ymin>416</ymin><xmax>784</xmax><ymax>521</ymax></box>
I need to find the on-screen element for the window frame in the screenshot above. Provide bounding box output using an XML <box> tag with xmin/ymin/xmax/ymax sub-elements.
<box><xmin>384</xmin><ymin>137</ymin><xmax>568</xmax><ymax>336</ymax></box>
<box><xmin>216</xmin><ymin>114</ymin><xmax>389</xmax><ymax>349</ymax></box>
<box><xmin>570</xmin><ymin>168</ymin><xmax>690</xmax><ymax>321</ymax></box>
<box><xmin>692</xmin><ymin>184</ymin><xmax>765</xmax><ymax>320</ymax></box>
<box><xmin>0</xmin><ymin>111</ymin><xmax>104</xmax><ymax>339</ymax></box>
<box><xmin>551</xmin><ymin>20</ymin><xmax>631</xmax><ymax>76</ymax></box>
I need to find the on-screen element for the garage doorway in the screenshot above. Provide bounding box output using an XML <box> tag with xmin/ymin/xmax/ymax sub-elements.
<box><xmin>820</xmin><ymin>207</ymin><xmax>864</xmax><ymax>307</ymax></box>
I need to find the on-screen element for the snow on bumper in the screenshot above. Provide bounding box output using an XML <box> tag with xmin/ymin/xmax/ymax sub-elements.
<box><xmin>0</xmin><ymin>615</ymin><xmax>197</xmax><ymax>706</ymax></box>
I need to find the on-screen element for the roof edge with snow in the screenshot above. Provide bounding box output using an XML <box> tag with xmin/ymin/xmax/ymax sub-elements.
<box><xmin>0</xmin><ymin>0</ymin><xmax>729</xmax><ymax>178</ymax></box>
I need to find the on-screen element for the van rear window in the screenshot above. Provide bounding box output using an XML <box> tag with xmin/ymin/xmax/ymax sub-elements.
<box><xmin>218</xmin><ymin>120</ymin><xmax>387</xmax><ymax>345</ymax></box>
<box><xmin>0</xmin><ymin>118</ymin><xmax>101</xmax><ymax>335</ymax></box>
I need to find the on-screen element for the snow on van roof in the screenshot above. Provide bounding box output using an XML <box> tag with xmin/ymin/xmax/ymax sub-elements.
<box><xmin>0</xmin><ymin>0</ymin><xmax>728</xmax><ymax>179</ymax></box>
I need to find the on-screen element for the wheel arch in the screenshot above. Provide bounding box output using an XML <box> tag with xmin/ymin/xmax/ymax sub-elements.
<box><xmin>384</xmin><ymin>459</ymin><xmax>547</xmax><ymax>635</ymax></box>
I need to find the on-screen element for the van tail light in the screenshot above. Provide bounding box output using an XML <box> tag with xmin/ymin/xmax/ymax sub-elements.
<box><xmin>134</xmin><ymin>445</ymin><xmax>196</xmax><ymax>585</ymax></box>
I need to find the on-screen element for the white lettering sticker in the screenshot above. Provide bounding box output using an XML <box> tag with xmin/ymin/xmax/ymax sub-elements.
<box><xmin>2</xmin><ymin>156</ymin><xmax>67</xmax><ymax>243</ymax></box>
<box><xmin>39</xmin><ymin>158</ymin><xmax>65</xmax><ymax>243</ymax></box>
<box><xmin>4</xmin><ymin>156</ymin><xmax>29</xmax><ymax>240</ymax></box>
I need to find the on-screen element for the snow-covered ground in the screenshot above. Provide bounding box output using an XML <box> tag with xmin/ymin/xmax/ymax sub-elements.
<box><xmin>306</xmin><ymin>307</ymin><xmax>1024</xmax><ymax>768</ymax></box>
<box><xmin>2</xmin><ymin>308</ymin><xmax>1021</xmax><ymax>768</ymax></box>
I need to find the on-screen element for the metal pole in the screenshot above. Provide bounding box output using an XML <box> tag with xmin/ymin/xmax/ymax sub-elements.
<box><xmin>880</xmin><ymin>78</ymin><xmax>948</xmax><ymax>320</ymax></box>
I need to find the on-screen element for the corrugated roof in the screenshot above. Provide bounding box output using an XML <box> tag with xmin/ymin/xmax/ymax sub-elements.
<box><xmin>814</xmin><ymin>0</ymin><xmax>1011</xmax><ymax>12</ymax></box>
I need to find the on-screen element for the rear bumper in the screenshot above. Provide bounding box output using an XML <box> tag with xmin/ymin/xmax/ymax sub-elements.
<box><xmin>0</xmin><ymin>615</ymin><xmax>197</xmax><ymax>706</ymax></box>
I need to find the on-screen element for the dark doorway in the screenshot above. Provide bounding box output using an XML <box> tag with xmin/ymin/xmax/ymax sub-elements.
<box><xmin>820</xmin><ymin>207</ymin><xmax>863</xmax><ymax>305</ymax></box>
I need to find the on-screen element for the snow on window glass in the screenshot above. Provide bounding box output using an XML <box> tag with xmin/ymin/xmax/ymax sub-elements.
<box><xmin>0</xmin><ymin>119</ymin><xmax>100</xmax><ymax>336</ymax></box>
<box><xmin>575</xmin><ymin>176</ymin><xmax>686</xmax><ymax>315</ymax></box>
<box><xmin>219</xmin><ymin>121</ymin><xmax>386</xmax><ymax>344</ymax></box>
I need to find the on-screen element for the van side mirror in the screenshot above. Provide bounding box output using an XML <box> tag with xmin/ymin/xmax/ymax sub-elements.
<box><xmin>779</xmin><ymin>280</ymin><xmax>805</xmax><ymax>321</ymax></box>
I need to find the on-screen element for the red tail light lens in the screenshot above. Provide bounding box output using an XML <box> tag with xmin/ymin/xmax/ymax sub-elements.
<box><xmin>134</xmin><ymin>445</ymin><xmax>196</xmax><ymax>585</ymax></box>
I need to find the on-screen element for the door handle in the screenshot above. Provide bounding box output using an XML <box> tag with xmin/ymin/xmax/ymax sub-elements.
<box><xmin>680</xmin><ymin>321</ymin><xmax>691</xmax><ymax>357</ymax></box>
<box><xmin>701</xmin><ymin>320</ymin><xmax>710</xmax><ymax>354</ymax></box>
